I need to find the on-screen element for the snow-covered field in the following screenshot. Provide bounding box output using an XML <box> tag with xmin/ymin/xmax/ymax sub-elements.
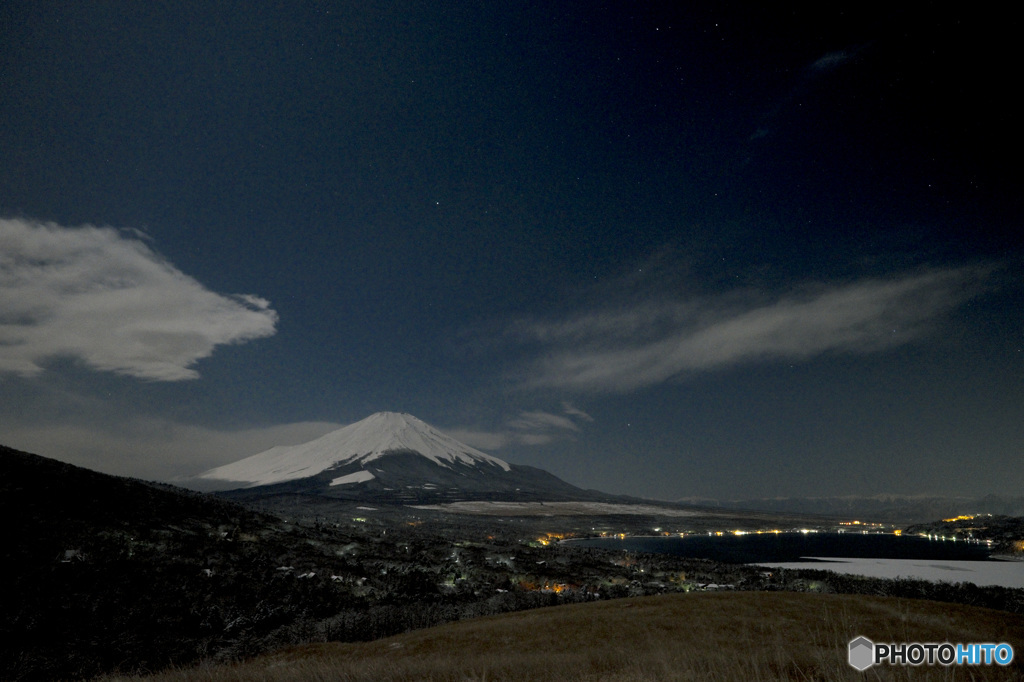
<box><xmin>412</xmin><ymin>501</ymin><xmax>699</xmax><ymax>517</ymax></box>
<box><xmin>757</xmin><ymin>557</ymin><xmax>1024</xmax><ymax>589</ymax></box>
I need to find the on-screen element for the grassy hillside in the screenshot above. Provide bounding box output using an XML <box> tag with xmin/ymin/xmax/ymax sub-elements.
<box><xmin>111</xmin><ymin>592</ymin><xmax>1024</xmax><ymax>682</ymax></box>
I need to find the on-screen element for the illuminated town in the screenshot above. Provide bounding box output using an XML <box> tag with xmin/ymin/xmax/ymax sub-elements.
<box><xmin>529</xmin><ymin>516</ymin><xmax>1001</xmax><ymax>554</ymax></box>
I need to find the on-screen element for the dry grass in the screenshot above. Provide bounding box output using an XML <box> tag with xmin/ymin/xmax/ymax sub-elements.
<box><xmin>108</xmin><ymin>592</ymin><xmax>1024</xmax><ymax>682</ymax></box>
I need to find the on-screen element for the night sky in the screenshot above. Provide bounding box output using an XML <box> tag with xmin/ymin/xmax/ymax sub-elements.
<box><xmin>2</xmin><ymin>3</ymin><xmax>1021</xmax><ymax>500</ymax></box>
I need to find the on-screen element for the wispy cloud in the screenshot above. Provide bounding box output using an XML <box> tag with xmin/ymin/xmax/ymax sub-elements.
<box><xmin>508</xmin><ymin>266</ymin><xmax>994</xmax><ymax>392</ymax></box>
<box><xmin>750</xmin><ymin>44</ymin><xmax>868</xmax><ymax>141</ymax></box>
<box><xmin>809</xmin><ymin>49</ymin><xmax>857</xmax><ymax>73</ymax></box>
<box><xmin>561</xmin><ymin>401</ymin><xmax>594</xmax><ymax>422</ymax></box>
<box><xmin>507</xmin><ymin>410</ymin><xmax>580</xmax><ymax>433</ymax></box>
<box><xmin>0</xmin><ymin>218</ymin><xmax>278</xmax><ymax>381</ymax></box>
<box><xmin>447</xmin><ymin>403</ymin><xmax>594</xmax><ymax>450</ymax></box>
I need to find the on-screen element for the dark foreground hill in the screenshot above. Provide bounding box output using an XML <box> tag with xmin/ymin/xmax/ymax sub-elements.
<box><xmin>1</xmin><ymin>445</ymin><xmax>344</xmax><ymax>679</ymax></box>
<box><xmin>109</xmin><ymin>592</ymin><xmax>1024</xmax><ymax>682</ymax></box>
<box><xmin>4</xmin><ymin>445</ymin><xmax>468</xmax><ymax>680</ymax></box>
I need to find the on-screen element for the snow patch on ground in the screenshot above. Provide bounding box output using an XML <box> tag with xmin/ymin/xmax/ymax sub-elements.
<box><xmin>757</xmin><ymin>557</ymin><xmax>1024</xmax><ymax>589</ymax></box>
<box><xmin>330</xmin><ymin>470</ymin><xmax>375</xmax><ymax>486</ymax></box>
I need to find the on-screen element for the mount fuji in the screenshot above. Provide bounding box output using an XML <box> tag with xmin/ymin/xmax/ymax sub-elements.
<box><xmin>194</xmin><ymin>412</ymin><xmax>599</xmax><ymax>503</ymax></box>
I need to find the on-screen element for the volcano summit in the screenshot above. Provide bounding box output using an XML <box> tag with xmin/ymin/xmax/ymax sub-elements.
<box><xmin>195</xmin><ymin>412</ymin><xmax>596</xmax><ymax>503</ymax></box>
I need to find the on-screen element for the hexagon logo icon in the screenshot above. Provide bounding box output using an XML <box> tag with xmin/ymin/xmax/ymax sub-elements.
<box><xmin>848</xmin><ymin>636</ymin><xmax>874</xmax><ymax>671</ymax></box>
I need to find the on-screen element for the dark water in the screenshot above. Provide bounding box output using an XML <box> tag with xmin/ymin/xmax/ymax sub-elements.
<box><xmin>568</xmin><ymin>533</ymin><xmax>991</xmax><ymax>564</ymax></box>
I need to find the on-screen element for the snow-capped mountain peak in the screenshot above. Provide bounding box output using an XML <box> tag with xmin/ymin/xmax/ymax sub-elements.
<box><xmin>198</xmin><ymin>412</ymin><xmax>510</xmax><ymax>488</ymax></box>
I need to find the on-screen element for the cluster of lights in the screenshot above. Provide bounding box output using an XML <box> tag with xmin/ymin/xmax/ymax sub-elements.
<box><xmin>708</xmin><ymin>529</ymin><xmax>785</xmax><ymax>537</ymax></box>
<box><xmin>586</xmin><ymin>526</ymin><xmax>978</xmax><ymax>541</ymax></box>
<box><xmin>543</xmin><ymin>523</ymin><xmax>1007</xmax><ymax>552</ymax></box>
<box><xmin>918</xmin><ymin>532</ymin><xmax>992</xmax><ymax>545</ymax></box>
<box><xmin>534</xmin><ymin>532</ymin><xmax>575</xmax><ymax>546</ymax></box>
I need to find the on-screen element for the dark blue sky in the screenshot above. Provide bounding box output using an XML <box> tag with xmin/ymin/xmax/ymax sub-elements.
<box><xmin>1</xmin><ymin>3</ymin><xmax>1021</xmax><ymax>500</ymax></box>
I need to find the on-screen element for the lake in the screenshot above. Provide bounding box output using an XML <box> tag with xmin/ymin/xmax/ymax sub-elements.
<box><xmin>567</xmin><ymin>533</ymin><xmax>1024</xmax><ymax>588</ymax></box>
<box><xmin>567</xmin><ymin>532</ymin><xmax>991</xmax><ymax>564</ymax></box>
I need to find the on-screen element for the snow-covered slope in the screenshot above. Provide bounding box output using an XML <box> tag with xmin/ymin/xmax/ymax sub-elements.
<box><xmin>198</xmin><ymin>412</ymin><xmax>510</xmax><ymax>488</ymax></box>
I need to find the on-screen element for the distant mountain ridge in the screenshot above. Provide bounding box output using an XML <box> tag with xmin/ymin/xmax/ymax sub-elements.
<box><xmin>193</xmin><ymin>412</ymin><xmax>605</xmax><ymax>504</ymax></box>
<box><xmin>681</xmin><ymin>494</ymin><xmax>1024</xmax><ymax>524</ymax></box>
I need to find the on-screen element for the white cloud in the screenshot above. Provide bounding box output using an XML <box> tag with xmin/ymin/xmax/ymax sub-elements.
<box><xmin>0</xmin><ymin>218</ymin><xmax>278</xmax><ymax>380</ymax></box>
<box><xmin>510</xmin><ymin>266</ymin><xmax>993</xmax><ymax>392</ymax></box>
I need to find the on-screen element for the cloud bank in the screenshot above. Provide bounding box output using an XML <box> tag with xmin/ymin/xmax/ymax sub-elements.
<box><xmin>509</xmin><ymin>266</ymin><xmax>992</xmax><ymax>392</ymax></box>
<box><xmin>1</xmin><ymin>418</ymin><xmax>343</xmax><ymax>482</ymax></box>
<box><xmin>0</xmin><ymin>218</ymin><xmax>278</xmax><ymax>380</ymax></box>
